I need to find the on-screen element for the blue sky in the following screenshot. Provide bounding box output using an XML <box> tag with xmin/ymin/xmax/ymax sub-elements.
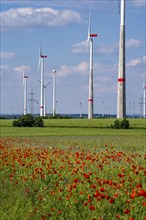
<box><xmin>0</xmin><ymin>0</ymin><xmax>145</xmax><ymax>115</ymax></box>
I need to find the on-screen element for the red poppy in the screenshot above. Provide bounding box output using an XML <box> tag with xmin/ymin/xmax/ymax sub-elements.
<box><xmin>94</xmin><ymin>190</ymin><xmax>99</xmax><ymax>198</ymax></box>
<box><xmin>84</xmin><ymin>201</ymin><xmax>88</xmax><ymax>206</ymax></box>
<box><xmin>136</xmin><ymin>183</ymin><xmax>142</xmax><ymax>188</ymax></box>
<box><xmin>130</xmin><ymin>190</ymin><xmax>137</xmax><ymax>199</ymax></box>
<box><xmin>142</xmin><ymin>201</ymin><xmax>146</xmax><ymax>206</ymax></box>
<box><xmin>58</xmin><ymin>210</ymin><xmax>62</xmax><ymax>215</ymax></box>
<box><xmin>137</xmin><ymin>189</ymin><xmax>146</xmax><ymax>198</ymax></box>
<box><xmin>109</xmin><ymin>198</ymin><xmax>115</xmax><ymax>204</ymax></box>
<box><xmin>100</xmin><ymin>187</ymin><xmax>105</xmax><ymax>192</ymax></box>
<box><xmin>118</xmin><ymin>173</ymin><xmax>124</xmax><ymax>178</ymax></box>
<box><xmin>123</xmin><ymin>209</ymin><xmax>130</xmax><ymax>214</ymax></box>
<box><xmin>83</xmin><ymin>173</ymin><xmax>90</xmax><ymax>179</ymax></box>
<box><xmin>90</xmin><ymin>205</ymin><xmax>96</xmax><ymax>210</ymax></box>
<box><xmin>73</xmin><ymin>178</ymin><xmax>78</xmax><ymax>183</ymax></box>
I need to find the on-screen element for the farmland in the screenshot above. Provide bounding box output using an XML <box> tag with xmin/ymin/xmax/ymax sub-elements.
<box><xmin>0</xmin><ymin>118</ymin><xmax>146</xmax><ymax>219</ymax></box>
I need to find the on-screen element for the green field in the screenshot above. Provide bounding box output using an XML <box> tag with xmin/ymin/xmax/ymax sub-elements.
<box><xmin>0</xmin><ymin>118</ymin><xmax>145</xmax><ymax>149</ymax></box>
<box><xmin>0</xmin><ymin>118</ymin><xmax>146</xmax><ymax>220</ymax></box>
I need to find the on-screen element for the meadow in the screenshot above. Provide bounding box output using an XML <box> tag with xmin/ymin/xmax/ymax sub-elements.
<box><xmin>0</xmin><ymin>118</ymin><xmax>146</xmax><ymax>220</ymax></box>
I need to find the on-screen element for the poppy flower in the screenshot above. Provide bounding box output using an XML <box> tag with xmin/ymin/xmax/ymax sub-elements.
<box><xmin>90</xmin><ymin>205</ymin><xmax>96</xmax><ymax>210</ymax></box>
<box><xmin>109</xmin><ymin>198</ymin><xmax>115</xmax><ymax>204</ymax></box>
<box><xmin>123</xmin><ymin>209</ymin><xmax>130</xmax><ymax>214</ymax></box>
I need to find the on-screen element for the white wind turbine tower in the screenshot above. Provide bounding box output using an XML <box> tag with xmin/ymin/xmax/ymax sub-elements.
<box><xmin>87</xmin><ymin>12</ymin><xmax>97</xmax><ymax>119</ymax></box>
<box><xmin>52</xmin><ymin>69</ymin><xmax>56</xmax><ymax>117</ymax></box>
<box><xmin>39</xmin><ymin>80</ymin><xmax>51</xmax><ymax>117</ymax></box>
<box><xmin>117</xmin><ymin>0</ymin><xmax>126</xmax><ymax>118</ymax></box>
<box><xmin>44</xmin><ymin>82</ymin><xmax>51</xmax><ymax>116</ymax></box>
<box><xmin>23</xmin><ymin>72</ymin><xmax>29</xmax><ymax>115</ymax></box>
<box><xmin>38</xmin><ymin>49</ymin><xmax>47</xmax><ymax>117</ymax></box>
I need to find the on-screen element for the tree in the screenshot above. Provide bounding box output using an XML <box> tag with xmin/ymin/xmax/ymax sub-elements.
<box><xmin>111</xmin><ymin>119</ymin><xmax>130</xmax><ymax>129</ymax></box>
<box><xmin>12</xmin><ymin>114</ymin><xmax>44</xmax><ymax>127</ymax></box>
<box><xmin>34</xmin><ymin>116</ymin><xmax>44</xmax><ymax>127</ymax></box>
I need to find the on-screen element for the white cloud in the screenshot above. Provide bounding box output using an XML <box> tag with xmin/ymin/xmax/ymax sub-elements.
<box><xmin>1</xmin><ymin>7</ymin><xmax>82</xmax><ymax>31</ymax></box>
<box><xmin>57</xmin><ymin>60</ymin><xmax>117</xmax><ymax>81</ymax></box>
<box><xmin>0</xmin><ymin>51</ymin><xmax>15</xmax><ymax>59</ymax></box>
<box><xmin>126</xmin><ymin>56</ymin><xmax>145</xmax><ymax>67</ymax></box>
<box><xmin>77</xmin><ymin>61</ymin><xmax>89</xmax><ymax>73</ymax></box>
<box><xmin>72</xmin><ymin>38</ymin><xmax>143</xmax><ymax>55</ymax></box>
<box><xmin>0</xmin><ymin>64</ymin><xmax>10</xmax><ymax>72</ymax></box>
<box><xmin>98</xmin><ymin>38</ymin><xmax>143</xmax><ymax>54</ymax></box>
<box><xmin>97</xmin><ymin>43</ymin><xmax>118</xmax><ymax>55</ymax></box>
<box><xmin>127</xmin><ymin>58</ymin><xmax>142</xmax><ymax>67</ymax></box>
<box><xmin>72</xmin><ymin>40</ymin><xmax>118</xmax><ymax>55</ymax></box>
<box><xmin>13</xmin><ymin>65</ymin><xmax>31</xmax><ymax>74</ymax></box>
<box><xmin>132</xmin><ymin>0</ymin><xmax>146</xmax><ymax>7</ymax></box>
<box><xmin>72</xmin><ymin>40</ymin><xmax>89</xmax><ymax>54</ymax></box>
<box><xmin>57</xmin><ymin>61</ymin><xmax>89</xmax><ymax>77</ymax></box>
<box><xmin>126</xmin><ymin>38</ymin><xmax>143</xmax><ymax>48</ymax></box>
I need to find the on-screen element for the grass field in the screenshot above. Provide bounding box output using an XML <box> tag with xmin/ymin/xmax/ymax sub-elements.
<box><xmin>0</xmin><ymin>118</ymin><xmax>146</xmax><ymax>219</ymax></box>
<box><xmin>0</xmin><ymin>118</ymin><xmax>145</xmax><ymax>148</ymax></box>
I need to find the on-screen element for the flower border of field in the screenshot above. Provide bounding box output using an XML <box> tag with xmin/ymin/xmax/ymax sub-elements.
<box><xmin>0</xmin><ymin>138</ymin><xmax>146</xmax><ymax>220</ymax></box>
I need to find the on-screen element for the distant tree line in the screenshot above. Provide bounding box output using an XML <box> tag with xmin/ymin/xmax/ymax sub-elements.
<box><xmin>11</xmin><ymin>114</ymin><xmax>130</xmax><ymax>129</ymax></box>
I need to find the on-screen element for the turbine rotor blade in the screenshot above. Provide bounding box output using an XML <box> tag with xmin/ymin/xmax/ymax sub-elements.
<box><xmin>88</xmin><ymin>9</ymin><xmax>91</xmax><ymax>38</ymax></box>
<box><xmin>38</xmin><ymin>45</ymin><xmax>42</xmax><ymax>73</ymax></box>
<box><xmin>22</xmin><ymin>72</ymin><xmax>25</xmax><ymax>88</ymax></box>
<box><xmin>38</xmin><ymin>57</ymin><xmax>41</xmax><ymax>72</ymax></box>
<box><xmin>45</xmin><ymin>82</ymin><xmax>51</xmax><ymax>87</ymax></box>
<box><xmin>86</xmin><ymin>9</ymin><xmax>91</xmax><ymax>47</ymax></box>
<box><xmin>118</xmin><ymin>0</ymin><xmax>121</xmax><ymax>14</ymax></box>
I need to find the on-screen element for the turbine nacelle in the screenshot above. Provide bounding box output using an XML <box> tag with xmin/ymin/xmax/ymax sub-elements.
<box><xmin>24</xmin><ymin>75</ymin><xmax>29</xmax><ymax>79</ymax></box>
<box><xmin>22</xmin><ymin>72</ymin><xmax>29</xmax><ymax>87</ymax></box>
<box><xmin>40</xmin><ymin>55</ymin><xmax>47</xmax><ymax>58</ymax></box>
<box><xmin>90</xmin><ymin>34</ymin><xmax>97</xmax><ymax>38</ymax></box>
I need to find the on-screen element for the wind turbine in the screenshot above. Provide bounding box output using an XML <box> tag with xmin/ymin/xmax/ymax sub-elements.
<box><xmin>38</xmin><ymin>49</ymin><xmax>47</xmax><ymax>117</ymax></box>
<box><xmin>39</xmin><ymin>81</ymin><xmax>51</xmax><ymax>116</ymax></box>
<box><xmin>52</xmin><ymin>69</ymin><xmax>56</xmax><ymax>117</ymax></box>
<box><xmin>23</xmin><ymin>72</ymin><xmax>29</xmax><ymax>115</ymax></box>
<box><xmin>117</xmin><ymin>0</ymin><xmax>126</xmax><ymax>118</ymax></box>
<box><xmin>87</xmin><ymin>11</ymin><xmax>97</xmax><ymax>119</ymax></box>
<box><xmin>44</xmin><ymin>82</ymin><xmax>51</xmax><ymax>116</ymax></box>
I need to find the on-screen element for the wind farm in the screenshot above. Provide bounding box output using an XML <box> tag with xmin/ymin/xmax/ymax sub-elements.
<box><xmin>0</xmin><ymin>0</ymin><xmax>145</xmax><ymax>118</ymax></box>
<box><xmin>0</xmin><ymin>1</ymin><xmax>145</xmax><ymax>220</ymax></box>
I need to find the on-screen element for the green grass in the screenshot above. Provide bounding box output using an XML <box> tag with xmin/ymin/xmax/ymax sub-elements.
<box><xmin>0</xmin><ymin>118</ymin><xmax>145</xmax><ymax>128</ymax></box>
<box><xmin>0</xmin><ymin>118</ymin><xmax>145</xmax><ymax>149</ymax></box>
<box><xmin>0</xmin><ymin>119</ymin><xmax>145</xmax><ymax>219</ymax></box>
